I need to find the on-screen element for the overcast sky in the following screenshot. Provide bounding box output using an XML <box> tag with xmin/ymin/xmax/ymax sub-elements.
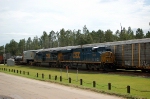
<box><xmin>0</xmin><ymin>0</ymin><xmax>150</xmax><ymax>46</ymax></box>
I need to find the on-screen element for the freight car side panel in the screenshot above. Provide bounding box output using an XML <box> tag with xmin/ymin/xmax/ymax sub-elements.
<box><xmin>133</xmin><ymin>43</ymin><xmax>138</xmax><ymax>67</ymax></box>
<box><xmin>145</xmin><ymin>42</ymin><xmax>150</xmax><ymax>67</ymax></box>
<box><xmin>142</xmin><ymin>42</ymin><xmax>150</xmax><ymax>68</ymax></box>
<box><xmin>140</xmin><ymin>43</ymin><xmax>146</xmax><ymax>67</ymax></box>
<box><xmin>111</xmin><ymin>41</ymin><xmax>150</xmax><ymax>70</ymax></box>
<box><xmin>115</xmin><ymin>45</ymin><xmax>122</xmax><ymax>66</ymax></box>
<box><xmin>124</xmin><ymin>44</ymin><xmax>132</xmax><ymax>66</ymax></box>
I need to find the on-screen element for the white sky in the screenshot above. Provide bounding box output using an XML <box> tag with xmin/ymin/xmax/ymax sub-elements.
<box><xmin>0</xmin><ymin>0</ymin><xmax>150</xmax><ymax>46</ymax></box>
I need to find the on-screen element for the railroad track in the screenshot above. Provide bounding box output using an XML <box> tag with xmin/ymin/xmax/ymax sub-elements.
<box><xmin>16</xmin><ymin>63</ymin><xmax>150</xmax><ymax>78</ymax></box>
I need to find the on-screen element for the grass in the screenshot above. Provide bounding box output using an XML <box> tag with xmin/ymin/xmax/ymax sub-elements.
<box><xmin>0</xmin><ymin>64</ymin><xmax>150</xmax><ymax>99</ymax></box>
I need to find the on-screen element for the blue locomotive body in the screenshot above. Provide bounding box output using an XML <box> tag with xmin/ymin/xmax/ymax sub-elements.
<box><xmin>34</xmin><ymin>46</ymin><xmax>115</xmax><ymax>70</ymax></box>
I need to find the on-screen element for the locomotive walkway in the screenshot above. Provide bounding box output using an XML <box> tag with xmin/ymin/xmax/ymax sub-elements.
<box><xmin>0</xmin><ymin>72</ymin><xmax>122</xmax><ymax>99</ymax></box>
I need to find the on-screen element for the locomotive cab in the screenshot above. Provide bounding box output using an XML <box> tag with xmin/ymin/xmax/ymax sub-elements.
<box><xmin>101</xmin><ymin>51</ymin><xmax>115</xmax><ymax>64</ymax></box>
<box><xmin>92</xmin><ymin>46</ymin><xmax>115</xmax><ymax>71</ymax></box>
<box><xmin>100</xmin><ymin>47</ymin><xmax>115</xmax><ymax>70</ymax></box>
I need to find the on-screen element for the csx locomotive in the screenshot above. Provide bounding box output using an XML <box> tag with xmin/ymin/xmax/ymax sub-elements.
<box><xmin>33</xmin><ymin>46</ymin><xmax>115</xmax><ymax>71</ymax></box>
<box><xmin>19</xmin><ymin>38</ymin><xmax>150</xmax><ymax>72</ymax></box>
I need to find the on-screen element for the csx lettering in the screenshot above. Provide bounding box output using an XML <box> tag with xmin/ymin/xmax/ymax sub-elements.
<box><xmin>73</xmin><ymin>52</ymin><xmax>80</xmax><ymax>58</ymax></box>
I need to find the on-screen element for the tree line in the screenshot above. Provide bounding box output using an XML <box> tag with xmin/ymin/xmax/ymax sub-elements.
<box><xmin>0</xmin><ymin>25</ymin><xmax>150</xmax><ymax>56</ymax></box>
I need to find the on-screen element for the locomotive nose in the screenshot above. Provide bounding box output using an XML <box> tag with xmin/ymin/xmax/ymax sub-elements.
<box><xmin>101</xmin><ymin>52</ymin><xmax>115</xmax><ymax>63</ymax></box>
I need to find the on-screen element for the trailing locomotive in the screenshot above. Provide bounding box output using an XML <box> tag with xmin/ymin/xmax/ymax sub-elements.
<box><xmin>22</xmin><ymin>50</ymin><xmax>40</xmax><ymax>65</ymax></box>
<box><xmin>34</xmin><ymin>46</ymin><xmax>115</xmax><ymax>71</ymax></box>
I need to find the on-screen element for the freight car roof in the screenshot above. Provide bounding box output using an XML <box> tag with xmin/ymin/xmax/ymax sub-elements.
<box><xmin>82</xmin><ymin>38</ymin><xmax>150</xmax><ymax>47</ymax></box>
<box><xmin>111</xmin><ymin>38</ymin><xmax>150</xmax><ymax>45</ymax></box>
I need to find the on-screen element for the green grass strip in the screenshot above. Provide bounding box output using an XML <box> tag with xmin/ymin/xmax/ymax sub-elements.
<box><xmin>0</xmin><ymin>65</ymin><xmax>150</xmax><ymax>99</ymax></box>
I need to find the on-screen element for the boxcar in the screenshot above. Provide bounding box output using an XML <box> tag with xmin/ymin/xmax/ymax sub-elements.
<box><xmin>0</xmin><ymin>55</ymin><xmax>3</xmax><ymax>63</ymax></box>
<box><xmin>110</xmin><ymin>39</ymin><xmax>150</xmax><ymax>71</ymax></box>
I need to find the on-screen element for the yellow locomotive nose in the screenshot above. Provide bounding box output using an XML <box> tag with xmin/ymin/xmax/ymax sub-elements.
<box><xmin>101</xmin><ymin>51</ymin><xmax>115</xmax><ymax>63</ymax></box>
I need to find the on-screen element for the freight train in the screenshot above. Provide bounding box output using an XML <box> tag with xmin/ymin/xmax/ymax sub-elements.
<box><xmin>20</xmin><ymin>38</ymin><xmax>150</xmax><ymax>72</ymax></box>
<box><xmin>110</xmin><ymin>38</ymin><xmax>150</xmax><ymax>72</ymax></box>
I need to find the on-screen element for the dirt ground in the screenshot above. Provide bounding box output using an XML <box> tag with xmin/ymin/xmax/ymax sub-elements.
<box><xmin>0</xmin><ymin>72</ymin><xmax>122</xmax><ymax>99</ymax></box>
